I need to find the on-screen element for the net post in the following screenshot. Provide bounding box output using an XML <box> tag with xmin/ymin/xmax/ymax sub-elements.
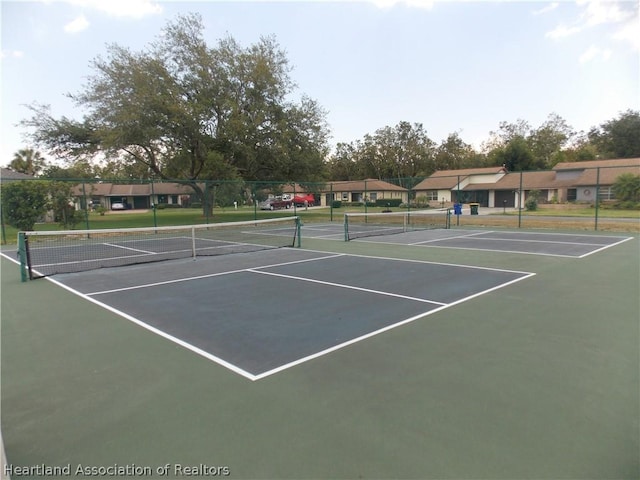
<box><xmin>18</xmin><ymin>232</ymin><xmax>28</xmax><ymax>282</ymax></box>
<box><xmin>344</xmin><ymin>214</ymin><xmax>349</xmax><ymax>242</ymax></box>
<box><xmin>191</xmin><ymin>226</ymin><xmax>197</xmax><ymax>259</ymax></box>
<box><xmin>295</xmin><ymin>216</ymin><xmax>301</xmax><ymax>248</ymax></box>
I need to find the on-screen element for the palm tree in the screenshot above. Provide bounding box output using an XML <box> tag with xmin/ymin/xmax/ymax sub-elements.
<box><xmin>9</xmin><ymin>148</ymin><xmax>45</xmax><ymax>176</ymax></box>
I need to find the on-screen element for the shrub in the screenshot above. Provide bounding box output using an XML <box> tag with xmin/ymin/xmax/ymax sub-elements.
<box><xmin>1</xmin><ymin>180</ymin><xmax>50</xmax><ymax>231</ymax></box>
<box><xmin>374</xmin><ymin>198</ymin><xmax>402</xmax><ymax>207</ymax></box>
<box><xmin>331</xmin><ymin>201</ymin><xmax>342</xmax><ymax>208</ymax></box>
<box><xmin>525</xmin><ymin>197</ymin><xmax>538</xmax><ymax>211</ymax></box>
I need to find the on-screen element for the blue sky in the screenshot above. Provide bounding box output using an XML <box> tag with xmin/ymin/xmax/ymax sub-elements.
<box><xmin>1</xmin><ymin>0</ymin><xmax>638</xmax><ymax>167</ymax></box>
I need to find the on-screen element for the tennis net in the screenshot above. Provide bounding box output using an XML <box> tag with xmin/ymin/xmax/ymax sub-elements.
<box><xmin>18</xmin><ymin>216</ymin><xmax>301</xmax><ymax>280</ymax></box>
<box><xmin>344</xmin><ymin>210</ymin><xmax>449</xmax><ymax>241</ymax></box>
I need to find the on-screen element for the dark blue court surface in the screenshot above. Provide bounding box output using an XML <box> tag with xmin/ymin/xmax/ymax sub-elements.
<box><xmin>301</xmin><ymin>224</ymin><xmax>633</xmax><ymax>257</ymax></box>
<box><xmin>52</xmin><ymin>248</ymin><xmax>533</xmax><ymax>380</ymax></box>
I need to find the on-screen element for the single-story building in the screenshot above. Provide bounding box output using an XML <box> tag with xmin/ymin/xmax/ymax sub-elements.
<box><xmin>413</xmin><ymin>166</ymin><xmax>508</xmax><ymax>206</ymax></box>
<box><xmin>282</xmin><ymin>179</ymin><xmax>409</xmax><ymax>206</ymax></box>
<box><xmin>320</xmin><ymin>179</ymin><xmax>408</xmax><ymax>206</ymax></box>
<box><xmin>1</xmin><ymin>167</ymin><xmax>35</xmax><ymax>182</ymax></box>
<box><xmin>71</xmin><ymin>182</ymin><xmax>197</xmax><ymax>210</ymax></box>
<box><xmin>552</xmin><ymin>158</ymin><xmax>640</xmax><ymax>203</ymax></box>
<box><xmin>27</xmin><ymin>157</ymin><xmax>638</xmax><ymax>212</ymax></box>
<box><xmin>414</xmin><ymin>159</ymin><xmax>639</xmax><ymax>208</ymax></box>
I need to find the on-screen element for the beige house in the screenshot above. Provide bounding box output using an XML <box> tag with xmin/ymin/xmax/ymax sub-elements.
<box><xmin>319</xmin><ymin>179</ymin><xmax>408</xmax><ymax>206</ymax></box>
<box><xmin>413</xmin><ymin>166</ymin><xmax>508</xmax><ymax>206</ymax></box>
<box><xmin>62</xmin><ymin>158</ymin><xmax>638</xmax><ymax>211</ymax></box>
<box><xmin>283</xmin><ymin>179</ymin><xmax>409</xmax><ymax>206</ymax></box>
<box><xmin>552</xmin><ymin>158</ymin><xmax>640</xmax><ymax>203</ymax></box>
<box><xmin>414</xmin><ymin>159</ymin><xmax>639</xmax><ymax>208</ymax></box>
<box><xmin>73</xmin><ymin>182</ymin><xmax>196</xmax><ymax>210</ymax></box>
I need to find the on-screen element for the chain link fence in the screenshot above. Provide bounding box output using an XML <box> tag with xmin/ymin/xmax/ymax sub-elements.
<box><xmin>1</xmin><ymin>163</ymin><xmax>638</xmax><ymax>244</ymax></box>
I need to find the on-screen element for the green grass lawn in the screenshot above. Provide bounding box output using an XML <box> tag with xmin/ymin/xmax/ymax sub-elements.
<box><xmin>2</xmin><ymin>204</ymin><xmax>638</xmax><ymax>245</ymax></box>
<box><xmin>504</xmin><ymin>207</ymin><xmax>640</xmax><ymax>218</ymax></box>
<box><xmin>1</xmin><ymin>207</ymin><xmax>338</xmax><ymax>245</ymax></box>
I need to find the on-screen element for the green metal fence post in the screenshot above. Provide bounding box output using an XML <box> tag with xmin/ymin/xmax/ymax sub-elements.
<box><xmin>457</xmin><ymin>175</ymin><xmax>461</xmax><ymax>226</ymax></box>
<box><xmin>150</xmin><ymin>179</ymin><xmax>158</xmax><ymax>228</ymax></box>
<box><xmin>344</xmin><ymin>213</ymin><xmax>348</xmax><ymax>242</ymax></box>
<box><xmin>81</xmin><ymin>181</ymin><xmax>90</xmax><ymax>230</ymax></box>
<box><xmin>594</xmin><ymin>167</ymin><xmax>600</xmax><ymax>231</ymax></box>
<box><xmin>253</xmin><ymin>184</ymin><xmax>257</xmax><ymax>220</ymax></box>
<box><xmin>518</xmin><ymin>171</ymin><xmax>523</xmax><ymax>229</ymax></box>
<box><xmin>330</xmin><ymin>184</ymin><xmax>334</xmax><ymax>222</ymax></box>
<box><xmin>0</xmin><ymin>200</ymin><xmax>6</xmax><ymax>246</ymax></box>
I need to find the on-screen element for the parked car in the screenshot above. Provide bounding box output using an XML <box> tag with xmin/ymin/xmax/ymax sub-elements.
<box><xmin>293</xmin><ymin>193</ymin><xmax>315</xmax><ymax>207</ymax></box>
<box><xmin>111</xmin><ymin>202</ymin><xmax>125</xmax><ymax>210</ymax></box>
<box><xmin>259</xmin><ymin>196</ymin><xmax>293</xmax><ymax>210</ymax></box>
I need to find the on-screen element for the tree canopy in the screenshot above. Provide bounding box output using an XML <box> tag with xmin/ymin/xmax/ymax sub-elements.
<box><xmin>14</xmin><ymin>12</ymin><xmax>639</xmax><ymax>183</ymax></box>
<box><xmin>22</xmin><ymin>13</ymin><xmax>330</xmax><ymax>211</ymax></box>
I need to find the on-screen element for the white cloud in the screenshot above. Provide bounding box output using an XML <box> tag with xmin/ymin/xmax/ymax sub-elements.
<box><xmin>371</xmin><ymin>0</ymin><xmax>434</xmax><ymax>10</ymax></box>
<box><xmin>545</xmin><ymin>0</ymin><xmax>639</xmax><ymax>54</ymax></box>
<box><xmin>612</xmin><ymin>20</ymin><xmax>640</xmax><ymax>51</ymax></box>
<box><xmin>533</xmin><ymin>2</ymin><xmax>559</xmax><ymax>16</ymax></box>
<box><xmin>579</xmin><ymin>45</ymin><xmax>612</xmax><ymax>63</ymax></box>
<box><xmin>64</xmin><ymin>0</ymin><xmax>163</xmax><ymax>19</ymax></box>
<box><xmin>545</xmin><ymin>24</ymin><xmax>582</xmax><ymax>39</ymax></box>
<box><xmin>64</xmin><ymin>14</ymin><xmax>90</xmax><ymax>33</ymax></box>
<box><xmin>0</xmin><ymin>50</ymin><xmax>24</xmax><ymax>60</ymax></box>
<box><xmin>577</xmin><ymin>0</ymin><xmax>635</xmax><ymax>27</ymax></box>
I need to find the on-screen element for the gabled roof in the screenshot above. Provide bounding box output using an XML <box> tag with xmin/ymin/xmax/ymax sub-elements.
<box><xmin>553</xmin><ymin>158</ymin><xmax>640</xmax><ymax>171</ymax></box>
<box><xmin>72</xmin><ymin>182</ymin><xmax>199</xmax><ymax>196</ymax></box>
<box><xmin>0</xmin><ymin>168</ymin><xmax>35</xmax><ymax>181</ymax></box>
<box><xmin>414</xmin><ymin>166</ymin><xmax>507</xmax><ymax>190</ymax></box>
<box><xmin>483</xmin><ymin>171</ymin><xmax>562</xmax><ymax>190</ymax></box>
<box><xmin>326</xmin><ymin>179</ymin><xmax>406</xmax><ymax>192</ymax></box>
<box><xmin>429</xmin><ymin>166</ymin><xmax>507</xmax><ymax>177</ymax></box>
<box><xmin>572</xmin><ymin>165</ymin><xmax>640</xmax><ymax>186</ymax></box>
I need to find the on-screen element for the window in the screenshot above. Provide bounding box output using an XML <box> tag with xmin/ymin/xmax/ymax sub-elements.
<box><xmin>425</xmin><ymin>190</ymin><xmax>438</xmax><ymax>201</ymax></box>
<box><xmin>567</xmin><ymin>189</ymin><xmax>577</xmax><ymax>201</ymax></box>
<box><xmin>342</xmin><ymin>192</ymin><xmax>349</xmax><ymax>201</ymax></box>
<box><xmin>598</xmin><ymin>187</ymin><xmax>615</xmax><ymax>200</ymax></box>
<box><xmin>369</xmin><ymin>192</ymin><xmax>377</xmax><ymax>201</ymax></box>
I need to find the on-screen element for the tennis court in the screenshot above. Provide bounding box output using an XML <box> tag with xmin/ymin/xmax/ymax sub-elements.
<box><xmin>44</xmin><ymin>248</ymin><xmax>533</xmax><ymax>380</ymax></box>
<box><xmin>350</xmin><ymin>229</ymin><xmax>634</xmax><ymax>257</ymax></box>
<box><xmin>1</xmin><ymin>218</ymin><xmax>638</xmax><ymax>479</ymax></box>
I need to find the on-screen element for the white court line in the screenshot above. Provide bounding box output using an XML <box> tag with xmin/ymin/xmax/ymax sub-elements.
<box><xmin>353</xmin><ymin>239</ymin><xmax>587</xmax><ymax>258</ymax></box>
<box><xmin>103</xmin><ymin>242</ymin><xmax>156</xmax><ymax>254</ymax></box>
<box><xmin>86</xmin><ymin>253</ymin><xmax>346</xmax><ymax>296</ymax></box>
<box><xmin>297</xmin><ymin>247</ymin><xmax>536</xmax><ymax>275</ymax></box>
<box><xmin>410</xmin><ymin>230</ymin><xmax>490</xmax><ymax>245</ymax></box>
<box><xmin>0</xmin><ymin>249</ymin><xmax>535</xmax><ymax>382</ymax></box>
<box><xmin>251</xmin><ymin>271</ymin><xmax>536</xmax><ymax>381</ymax></box>
<box><xmin>47</xmin><ymin>275</ymin><xmax>261</xmax><ymax>381</ymax></box>
<box><xmin>578</xmin><ymin>236</ymin><xmax>634</xmax><ymax>258</ymax></box>
<box><xmin>248</xmin><ymin>269</ymin><xmax>447</xmax><ymax>306</ymax></box>
<box><xmin>430</xmin><ymin>236</ymin><xmax>613</xmax><ymax>247</ymax></box>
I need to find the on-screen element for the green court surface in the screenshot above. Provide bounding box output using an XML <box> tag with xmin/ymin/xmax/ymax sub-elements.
<box><xmin>1</xmin><ymin>229</ymin><xmax>639</xmax><ymax>479</ymax></box>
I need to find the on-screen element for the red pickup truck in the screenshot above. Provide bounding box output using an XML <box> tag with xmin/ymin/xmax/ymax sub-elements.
<box><xmin>293</xmin><ymin>193</ymin><xmax>315</xmax><ymax>207</ymax></box>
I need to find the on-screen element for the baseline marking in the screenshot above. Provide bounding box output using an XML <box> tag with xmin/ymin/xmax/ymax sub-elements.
<box><xmin>578</xmin><ymin>236</ymin><xmax>634</xmax><ymax>258</ymax></box>
<box><xmin>252</xmin><ymin>271</ymin><xmax>536</xmax><ymax>380</ymax></box>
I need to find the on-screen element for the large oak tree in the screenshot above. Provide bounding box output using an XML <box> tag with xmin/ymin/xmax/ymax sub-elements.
<box><xmin>22</xmin><ymin>13</ymin><xmax>330</xmax><ymax>213</ymax></box>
